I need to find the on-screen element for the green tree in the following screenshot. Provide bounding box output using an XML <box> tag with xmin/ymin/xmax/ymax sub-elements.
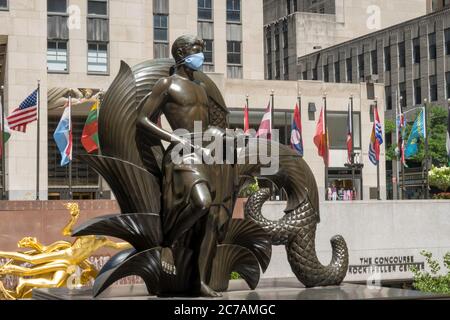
<box><xmin>411</xmin><ymin>251</ymin><xmax>450</xmax><ymax>294</ymax></box>
<box><xmin>384</xmin><ymin>106</ymin><xmax>449</xmax><ymax>167</ymax></box>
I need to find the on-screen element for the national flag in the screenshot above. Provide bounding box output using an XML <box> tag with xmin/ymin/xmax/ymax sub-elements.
<box><xmin>53</xmin><ymin>99</ymin><xmax>73</xmax><ymax>166</ymax></box>
<box><xmin>256</xmin><ymin>101</ymin><xmax>272</xmax><ymax>139</ymax></box>
<box><xmin>313</xmin><ymin>107</ymin><xmax>329</xmax><ymax>165</ymax></box>
<box><xmin>6</xmin><ymin>89</ymin><xmax>38</xmax><ymax>132</ymax></box>
<box><xmin>405</xmin><ymin>108</ymin><xmax>426</xmax><ymax>159</ymax></box>
<box><xmin>346</xmin><ymin>103</ymin><xmax>353</xmax><ymax>164</ymax></box>
<box><xmin>0</xmin><ymin>117</ymin><xmax>11</xmax><ymax>160</ymax></box>
<box><xmin>244</xmin><ymin>103</ymin><xmax>250</xmax><ymax>134</ymax></box>
<box><xmin>81</xmin><ymin>101</ymin><xmax>100</xmax><ymax>153</ymax></box>
<box><xmin>290</xmin><ymin>104</ymin><xmax>303</xmax><ymax>156</ymax></box>
<box><xmin>447</xmin><ymin>104</ymin><xmax>450</xmax><ymax>165</ymax></box>
<box><xmin>369</xmin><ymin>105</ymin><xmax>383</xmax><ymax>165</ymax></box>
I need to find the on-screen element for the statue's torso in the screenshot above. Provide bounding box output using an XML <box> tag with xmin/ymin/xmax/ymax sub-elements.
<box><xmin>162</xmin><ymin>76</ymin><xmax>210</xmax><ymax>132</ymax></box>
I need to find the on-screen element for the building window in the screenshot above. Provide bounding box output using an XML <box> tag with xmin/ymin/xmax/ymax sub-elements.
<box><xmin>328</xmin><ymin>112</ymin><xmax>361</xmax><ymax>150</ymax></box>
<box><xmin>398</xmin><ymin>42</ymin><xmax>406</xmax><ymax>68</ymax></box>
<box><xmin>358</xmin><ymin>54</ymin><xmax>364</xmax><ymax>81</ymax></box>
<box><xmin>154</xmin><ymin>14</ymin><xmax>169</xmax><ymax>42</ymax></box>
<box><xmin>346</xmin><ymin>58</ymin><xmax>352</xmax><ymax>82</ymax></box>
<box><xmin>203</xmin><ymin>39</ymin><xmax>214</xmax><ymax>64</ymax></box>
<box><xmin>312</xmin><ymin>67</ymin><xmax>318</xmax><ymax>80</ymax></box>
<box><xmin>268</xmin><ymin>63</ymin><xmax>273</xmax><ymax>79</ymax></box>
<box><xmin>412</xmin><ymin>37</ymin><xmax>420</xmax><ymax>64</ymax></box>
<box><xmin>0</xmin><ymin>0</ymin><xmax>7</xmax><ymax>10</ymax></box>
<box><xmin>302</xmin><ymin>70</ymin><xmax>307</xmax><ymax>80</ymax></box>
<box><xmin>445</xmin><ymin>28</ymin><xmax>450</xmax><ymax>55</ymax></box>
<box><xmin>399</xmin><ymin>82</ymin><xmax>406</xmax><ymax>108</ymax></box>
<box><xmin>414</xmin><ymin>79</ymin><xmax>422</xmax><ymax>105</ymax></box>
<box><xmin>283</xmin><ymin>57</ymin><xmax>289</xmax><ymax>78</ymax></box>
<box><xmin>227</xmin><ymin>41</ymin><xmax>241</xmax><ymax>65</ymax></box>
<box><xmin>275</xmin><ymin>59</ymin><xmax>281</xmax><ymax>80</ymax></box>
<box><xmin>385</xmin><ymin>86</ymin><xmax>392</xmax><ymax>110</ymax></box>
<box><xmin>88</xmin><ymin>42</ymin><xmax>108</xmax><ymax>73</ymax></box>
<box><xmin>47</xmin><ymin>0</ymin><xmax>67</xmax><ymax>13</ymax></box>
<box><xmin>226</xmin><ymin>0</ymin><xmax>241</xmax><ymax>22</ymax></box>
<box><xmin>323</xmin><ymin>64</ymin><xmax>329</xmax><ymax>82</ymax></box>
<box><xmin>334</xmin><ymin>61</ymin><xmax>340</xmax><ymax>83</ymax></box>
<box><xmin>429</xmin><ymin>75</ymin><xmax>438</xmax><ymax>101</ymax></box>
<box><xmin>88</xmin><ymin>0</ymin><xmax>108</xmax><ymax>16</ymax></box>
<box><xmin>198</xmin><ymin>0</ymin><xmax>213</xmax><ymax>20</ymax></box>
<box><xmin>446</xmin><ymin>72</ymin><xmax>450</xmax><ymax>99</ymax></box>
<box><xmin>429</xmin><ymin>32</ymin><xmax>437</xmax><ymax>60</ymax></box>
<box><xmin>287</xmin><ymin>0</ymin><xmax>291</xmax><ymax>14</ymax></box>
<box><xmin>371</xmin><ymin>50</ymin><xmax>378</xmax><ymax>75</ymax></box>
<box><xmin>384</xmin><ymin>46</ymin><xmax>391</xmax><ymax>71</ymax></box>
<box><xmin>47</xmin><ymin>40</ymin><xmax>68</xmax><ymax>72</ymax></box>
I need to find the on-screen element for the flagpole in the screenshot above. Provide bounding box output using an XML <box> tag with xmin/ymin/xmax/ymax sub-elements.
<box><xmin>394</xmin><ymin>91</ymin><xmax>400</xmax><ymax>200</ymax></box>
<box><xmin>0</xmin><ymin>85</ymin><xmax>5</xmax><ymax>200</ymax></box>
<box><xmin>68</xmin><ymin>94</ymin><xmax>73</xmax><ymax>200</ymax></box>
<box><xmin>36</xmin><ymin>81</ymin><xmax>40</xmax><ymax>201</ymax></box>
<box><xmin>324</xmin><ymin>94</ymin><xmax>329</xmax><ymax>201</ymax></box>
<box><xmin>375</xmin><ymin>99</ymin><xmax>381</xmax><ymax>200</ymax></box>
<box><xmin>98</xmin><ymin>91</ymin><xmax>103</xmax><ymax>199</ymax></box>
<box><xmin>424</xmin><ymin>98</ymin><xmax>430</xmax><ymax>200</ymax></box>
<box><xmin>270</xmin><ymin>89</ymin><xmax>275</xmax><ymax>200</ymax></box>
<box><xmin>400</xmin><ymin>95</ymin><xmax>405</xmax><ymax>200</ymax></box>
<box><xmin>350</xmin><ymin>95</ymin><xmax>355</xmax><ymax>198</ymax></box>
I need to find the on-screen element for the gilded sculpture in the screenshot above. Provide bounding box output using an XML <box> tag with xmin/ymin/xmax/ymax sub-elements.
<box><xmin>0</xmin><ymin>203</ymin><xmax>130</xmax><ymax>300</ymax></box>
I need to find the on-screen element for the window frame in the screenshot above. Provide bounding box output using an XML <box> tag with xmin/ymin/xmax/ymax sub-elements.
<box><xmin>0</xmin><ymin>0</ymin><xmax>8</xmax><ymax>11</ymax></box>
<box><xmin>414</xmin><ymin>79</ymin><xmax>422</xmax><ymax>106</ymax></box>
<box><xmin>203</xmin><ymin>39</ymin><xmax>214</xmax><ymax>65</ymax></box>
<box><xmin>153</xmin><ymin>14</ymin><xmax>169</xmax><ymax>43</ymax></box>
<box><xmin>327</xmin><ymin>111</ymin><xmax>362</xmax><ymax>150</ymax></box>
<box><xmin>446</xmin><ymin>72</ymin><xmax>450</xmax><ymax>99</ymax></box>
<box><xmin>227</xmin><ymin>40</ymin><xmax>242</xmax><ymax>66</ymax></box>
<box><xmin>412</xmin><ymin>37</ymin><xmax>420</xmax><ymax>64</ymax></box>
<box><xmin>87</xmin><ymin>0</ymin><xmax>109</xmax><ymax>18</ymax></box>
<box><xmin>226</xmin><ymin>0</ymin><xmax>241</xmax><ymax>23</ymax></box>
<box><xmin>384</xmin><ymin>46</ymin><xmax>391</xmax><ymax>72</ymax></box>
<box><xmin>87</xmin><ymin>41</ymin><xmax>109</xmax><ymax>75</ymax></box>
<box><xmin>429</xmin><ymin>75</ymin><xmax>438</xmax><ymax>102</ymax></box>
<box><xmin>428</xmin><ymin>32</ymin><xmax>437</xmax><ymax>60</ymax></box>
<box><xmin>47</xmin><ymin>40</ymin><xmax>69</xmax><ymax>74</ymax></box>
<box><xmin>398</xmin><ymin>42</ymin><xmax>406</xmax><ymax>68</ymax></box>
<box><xmin>198</xmin><ymin>0</ymin><xmax>213</xmax><ymax>21</ymax></box>
<box><xmin>47</xmin><ymin>0</ymin><xmax>68</xmax><ymax>15</ymax></box>
<box><xmin>445</xmin><ymin>28</ymin><xmax>450</xmax><ymax>56</ymax></box>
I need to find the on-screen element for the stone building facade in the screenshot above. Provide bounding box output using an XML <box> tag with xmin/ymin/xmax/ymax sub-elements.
<box><xmin>264</xmin><ymin>0</ymin><xmax>428</xmax><ymax>81</ymax></box>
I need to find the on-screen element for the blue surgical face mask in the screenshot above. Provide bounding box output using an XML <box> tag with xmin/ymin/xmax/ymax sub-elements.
<box><xmin>183</xmin><ymin>52</ymin><xmax>205</xmax><ymax>71</ymax></box>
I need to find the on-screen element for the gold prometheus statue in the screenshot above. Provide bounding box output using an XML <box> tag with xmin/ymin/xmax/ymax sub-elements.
<box><xmin>0</xmin><ymin>203</ymin><xmax>131</xmax><ymax>300</ymax></box>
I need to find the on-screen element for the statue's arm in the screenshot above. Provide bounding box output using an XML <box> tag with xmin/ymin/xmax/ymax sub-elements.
<box><xmin>137</xmin><ymin>78</ymin><xmax>185</xmax><ymax>145</ymax></box>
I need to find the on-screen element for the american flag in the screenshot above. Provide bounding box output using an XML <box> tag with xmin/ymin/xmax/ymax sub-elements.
<box><xmin>6</xmin><ymin>89</ymin><xmax>38</xmax><ymax>133</ymax></box>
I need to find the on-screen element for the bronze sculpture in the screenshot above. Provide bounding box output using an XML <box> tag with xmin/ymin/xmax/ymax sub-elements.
<box><xmin>71</xmin><ymin>34</ymin><xmax>349</xmax><ymax>298</ymax></box>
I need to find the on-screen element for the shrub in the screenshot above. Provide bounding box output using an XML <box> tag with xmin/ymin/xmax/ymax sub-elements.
<box><xmin>429</xmin><ymin>166</ymin><xmax>450</xmax><ymax>192</ymax></box>
<box><xmin>433</xmin><ymin>193</ymin><xmax>450</xmax><ymax>200</ymax></box>
<box><xmin>411</xmin><ymin>250</ymin><xmax>450</xmax><ymax>294</ymax></box>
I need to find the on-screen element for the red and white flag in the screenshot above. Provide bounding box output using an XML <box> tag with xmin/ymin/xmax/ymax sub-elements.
<box><xmin>7</xmin><ymin>89</ymin><xmax>38</xmax><ymax>133</ymax></box>
<box><xmin>256</xmin><ymin>101</ymin><xmax>272</xmax><ymax>139</ymax></box>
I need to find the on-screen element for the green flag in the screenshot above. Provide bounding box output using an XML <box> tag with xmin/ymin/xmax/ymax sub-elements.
<box><xmin>405</xmin><ymin>108</ymin><xmax>426</xmax><ymax>159</ymax></box>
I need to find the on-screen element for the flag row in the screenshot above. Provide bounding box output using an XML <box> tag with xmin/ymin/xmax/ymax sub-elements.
<box><xmin>1</xmin><ymin>88</ymin><xmax>100</xmax><ymax>166</ymax></box>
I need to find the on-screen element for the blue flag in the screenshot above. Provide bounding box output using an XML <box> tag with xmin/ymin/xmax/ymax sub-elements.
<box><xmin>53</xmin><ymin>101</ymin><xmax>73</xmax><ymax>167</ymax></box>
<box><xmin>405</xmin><ymin>108</ymin><xmax>426</xmax><ymax>159</ymax></box>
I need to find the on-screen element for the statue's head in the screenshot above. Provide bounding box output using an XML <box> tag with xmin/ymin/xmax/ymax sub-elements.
<box><xmin>172</xmin><ymin>35</ymin><xmax>205</xmax><ymax>71</ymax></box>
